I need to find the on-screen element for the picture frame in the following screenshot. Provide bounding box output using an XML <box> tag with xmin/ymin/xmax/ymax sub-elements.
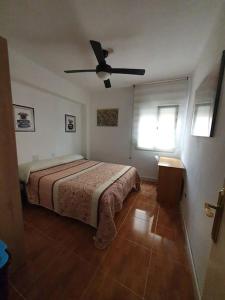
<box><xmin>13</xmin><ymin>104</ymin><xmax>35</xmax><ymax>132</ymax></box>
<box><xmin>97</xmin><ymin>108</ymin><xmax>119</xmax><ymax>127</ymax></box>
<box><xmin>191</xmin><ymin>50</ymin><xmax>225</xmax><ymax>137</ymax></box>
<box><xmin>65</xmin><ymin>114</ymin><xmax>76</xmax><ymax>132</ymax></box>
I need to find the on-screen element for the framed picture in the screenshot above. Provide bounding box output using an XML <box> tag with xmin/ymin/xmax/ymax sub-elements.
<box><xmin>191</xmin><ymin>50</ymin><xmax>225</xmax><ymax>137</ymax></box>
<box><xmin>13</xmin><ymin>104</ymin><xmax>35</xmax><ymax>132</ymax></box>
<box><xmin>97</xmin><ymin>108</ymin><xmax>119</xmax><ymax>127</ymax></box>
<box><xmin>65</xmin><ymin>114</ymin><xmax>76</xmax><ymax>132</ymax></box>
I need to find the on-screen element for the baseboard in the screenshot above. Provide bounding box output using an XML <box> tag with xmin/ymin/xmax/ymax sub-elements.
<box><xmin>140</xmin><ymin>176</ymin><xmax>158</xmax><ymax>183</ymax></box>
<box><xmin>181</xmin><ymin>212</ymin><xmax>201</xmax><ymax>300</ymax></box>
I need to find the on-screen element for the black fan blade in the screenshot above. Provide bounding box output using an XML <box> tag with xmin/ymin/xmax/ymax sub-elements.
<box><xmin>111</xmin><ymin>68</ymin><xmax>145</xmax><ymax>75</ymax></box>
<box><xmin>104</xmin><ymin>79</ymin><xmax>111</xmax><ymax>88</ymax></box>
<box><xmin>64</xmin><ymin>69</ymin><xmax>96</xmax><ymax>74</ymax></box>
<box><xmin>90</xmin><ymin>40</ymin><xmax>106</xmax><ymax>64</ymax></box>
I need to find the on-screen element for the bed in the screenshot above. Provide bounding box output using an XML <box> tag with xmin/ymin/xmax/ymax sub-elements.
<box><xmin>19</xmin><ymin>155</ymin><xmax>140</xmax><ymax>249</ymax></box>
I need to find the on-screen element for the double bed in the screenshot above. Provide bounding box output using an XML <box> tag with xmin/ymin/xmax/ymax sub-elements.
<box><xmin>19</xmin><ymin>155</ymin><xmax>140</xmax><ymax>249</ymax></box>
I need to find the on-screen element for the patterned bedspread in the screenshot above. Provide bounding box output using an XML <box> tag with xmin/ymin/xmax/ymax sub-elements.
<box><xmin>26</xmin><ymin>159</ymin><xmax>140</xmax><ymax>248</ymax></box>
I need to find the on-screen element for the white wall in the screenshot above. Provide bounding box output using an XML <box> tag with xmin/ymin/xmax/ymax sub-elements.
<box><xmin>90</xmin><ymin>88</ymin><xmax>133</xmax><ymax>166</ymax></box>
<box><xmin>89</xmin><ymin>86</ymin><xmax>187</xmax><ymax>179</ymax></box>
<box><xmin>9</xmin><ymin>49</ymin><xmax>89</xmax><ymax>104</ymax></box>
<box><xmin>9</xmin><ymin>49</ymin><xmax>90</xmax><ymax>164</ymax></box>
<box><xmin>181</xmin><ymin>4</ymin><xmax>225</xmax><ymax>296</ymax></box>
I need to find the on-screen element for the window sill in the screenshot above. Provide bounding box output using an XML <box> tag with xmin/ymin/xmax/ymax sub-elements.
<box><xmin>135</xmin><ymin>146</ymin><xmax>176</xmax><ymax>154</ymax></box>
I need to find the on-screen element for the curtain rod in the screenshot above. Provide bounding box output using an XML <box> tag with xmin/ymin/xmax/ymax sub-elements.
<box><xmin>133</xmin><ymin>76</ymin><xmax>189</xmax><ymax>88</ymax></box>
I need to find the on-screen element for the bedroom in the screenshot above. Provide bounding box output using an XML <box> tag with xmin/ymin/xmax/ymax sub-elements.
<box><xmin>0</xmin><ymin>1</ymin><xmax>225</xmax><ymax>299</ymax></box>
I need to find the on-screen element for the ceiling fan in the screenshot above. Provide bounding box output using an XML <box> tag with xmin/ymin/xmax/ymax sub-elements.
<box><xmin>64</xmin><ymin>40</ymin><xmax>145</xmax><ymax>88</ymax></box>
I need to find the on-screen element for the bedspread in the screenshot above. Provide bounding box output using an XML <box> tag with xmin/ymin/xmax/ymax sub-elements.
<box><xmin>26</xmin><ymin>159</ymin><xmax>140</xmax><ymax>248</ymax></box>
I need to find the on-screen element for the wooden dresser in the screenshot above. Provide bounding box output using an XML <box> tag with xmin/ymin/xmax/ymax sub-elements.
<box><xmin>157</xmin><ymin>156</ymin><xmax>184</xmax><ymax>207</ymax></box>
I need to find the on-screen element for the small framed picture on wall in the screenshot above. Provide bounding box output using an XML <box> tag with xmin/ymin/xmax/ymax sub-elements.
<box><xmin>13</xmin><ymin>104</ymin><xmax>35</xmax><ymax>132</ymax></box>
<box><xmin>65</xmin><ymin>114</ymin><xmax>76</xmax><ymax>132</ymax></box>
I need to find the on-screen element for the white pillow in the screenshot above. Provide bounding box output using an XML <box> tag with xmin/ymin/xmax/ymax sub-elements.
<box><xmin>18</xmin><ymin>154</ymin><xmax>84</xmax><ymax>183</ymax></box>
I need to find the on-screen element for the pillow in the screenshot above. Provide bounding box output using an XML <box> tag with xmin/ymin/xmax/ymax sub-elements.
<box><xmin>60</xmin><ymin>154</ymin><xmax>84</xmax><ymax>163</ymax></box>
<box><xmin>18</xmin><ymin>154</ymin><xmax>84</xmax><ymax>183</ymax></box>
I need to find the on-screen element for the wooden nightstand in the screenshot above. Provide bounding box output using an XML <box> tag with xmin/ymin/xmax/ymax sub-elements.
<box><xmin>157</xmin><ymin>156</ymin><xmax>184</xmax><ymax>207</ymax></box>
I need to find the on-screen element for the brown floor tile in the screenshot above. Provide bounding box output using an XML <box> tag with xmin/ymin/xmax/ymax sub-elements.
<box><xmin>157</xmin><ymin>206</ymin><xmax>181</xmax><ymax>226</ymax></box>
<box><xmin>25</xmin><ymin>204</ymin><xmax>95</xmax><ymax>250</ymax></box>
<box><xmin>129</xmin><ymin>195</ymin><xmax>158</xmax><ymax>222</ymax></box>
<box><xmin>8</xmin><ymin>284</ymin><xmax>25</xmax><ymax>300</ymax></box>
<box><xmin>145</xmin><ymin>252</ymin><xmax>195</xmax><ymax>300</ymax></box>
<box><xmin>99</xmin><ymin>238</ymin><xmax>150</xmax><ymax>297</ymax></box>
<box><xmin>73</xmin><ymin>225</ymin><xmax>109</xmax><ymax>267</ymax></box>
<box><xmin>34</xmin><ymin>214</ymin><xmax>82</xmax><ymax>247</ymax></box>
<box><xmin>152</xmin><ymin>205</ymin><xmax>187</xmax><ymax>265</ymax></box>
<box><xmin>23</xmin><ymin>204</ymin><xmax>58</xmax><ymax>231</ymax></box>
<box><xmin>151</xmin><ymin>224</ymin><xmax>188</xmax><ymax>265</ymax></box>
<box><xmin>133</xmin><ymin>193</ymin><xmax>158</xmax><ymax>211</ymax></box>
<box><xmin>10</xmin><ymin>223</ymin><xmax>64</xmax><ymax>295</ymax></box>
<box><xmin>82</xmin><ymin>270</ymin><xmax>142</xmax><ymax>300</ymax></box>
<box><xmin>23</xmin><ymin>222</ymin><xmax>62</xmax><ymax>259</ymax></box>
<box><xmin>14</xmin><ymin>182</ymin><xmax>194</xmax><ymax>299</ymax></box>
<box><xmin>157</xmin><ymin>207</ymin><xmax>185</xmax><ymax>242</ymax></box>
<box><xmin>26</xmin><ymin>249</ymin><xmax>95</xmax><ymax>300</ymax></box>
<box><xmin>119</xmin><ymin>215</ymin><xmax>156</xmax><ymax>249</ymax></box>
<box><xmin>141</xmin><ymin>180</ymin><xmax>157</xmax><ymax>192</ymax></box>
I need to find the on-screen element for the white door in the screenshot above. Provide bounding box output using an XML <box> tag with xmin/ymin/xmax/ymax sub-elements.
<box><xmin>202</xmin><ymin>182</ymin><xmax>225</xmax><ymax>299</ymax></box>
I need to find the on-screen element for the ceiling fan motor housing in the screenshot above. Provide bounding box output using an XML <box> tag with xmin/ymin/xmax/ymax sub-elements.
<box><xmin>96</xmin><ymin>64</ymin><xmax>112</xmax><ymax>80</ymax></box>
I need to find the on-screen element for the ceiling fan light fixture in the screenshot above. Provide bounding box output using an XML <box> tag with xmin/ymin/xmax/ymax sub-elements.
<box><xmin>97</xmin><ymin>71</ymin><xmax>111</xmax><ymax>80</ymax></box>
<box><xmin>64</xmin><ymin>40</ymin><xmax>145</xmax><ymax>88</ymax></box>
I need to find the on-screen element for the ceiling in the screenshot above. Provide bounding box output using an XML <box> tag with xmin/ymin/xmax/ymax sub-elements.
<box><xmin>0</xmin><ymin>0</ymin><xmax>223</xmax><ymax>91</ymax></box>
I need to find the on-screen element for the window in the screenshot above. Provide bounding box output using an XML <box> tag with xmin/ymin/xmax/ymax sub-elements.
<box><xmin>133</xmin><ymin>79</ymin><xmax>188</xmax><ymax>154</ymax></box>
<box><xmin>137</xmin><ymin>105</ymin><xmax>178</xmax><ymax>151</ymax></box>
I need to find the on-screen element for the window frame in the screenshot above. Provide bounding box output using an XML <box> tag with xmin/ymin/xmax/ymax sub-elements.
<box><xmin>136</xmin><ymin>104</ymin><xmax>179</xmax><ymax>152</ymax></box>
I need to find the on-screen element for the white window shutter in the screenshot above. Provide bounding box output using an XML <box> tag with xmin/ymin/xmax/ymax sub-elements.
<box><xmin>133</xmin><ymin>79</ymin><xmax>189</xmax><ymax>153</ymax></box>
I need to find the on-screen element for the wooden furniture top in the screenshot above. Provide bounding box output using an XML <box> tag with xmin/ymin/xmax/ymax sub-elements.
<box><xmin>158</xmin><ymin>156</ymin><xmax>184</xmax><ymax>169</ymax></box>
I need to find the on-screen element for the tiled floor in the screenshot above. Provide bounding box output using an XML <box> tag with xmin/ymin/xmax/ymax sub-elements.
<box><xmin>9</xmin><ymin>182</ymin><xmax>195</xmax><ymax>300</ymax></box>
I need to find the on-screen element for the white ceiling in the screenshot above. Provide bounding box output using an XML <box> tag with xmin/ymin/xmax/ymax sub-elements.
<box><xmin>0</xmin><ymin>0</ymin><xmax>223</xmax><ymax>91</ymax></box>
